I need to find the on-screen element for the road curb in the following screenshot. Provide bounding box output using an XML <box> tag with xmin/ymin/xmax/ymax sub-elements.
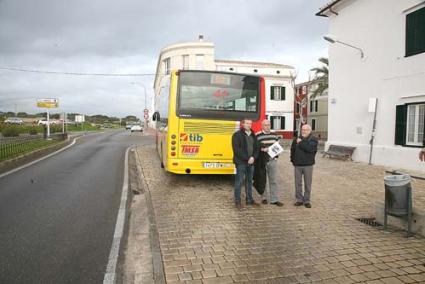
<box><xmin>104</xmin><ymin>147</ymin><xmax>133</xmax><ymax>284</ymax></box>
<box><xmin>134</xmin><ymin>147</ymin><xmax>166</xmax><ymax>284</ymax></box>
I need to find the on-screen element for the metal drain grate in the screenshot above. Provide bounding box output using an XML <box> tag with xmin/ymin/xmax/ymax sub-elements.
<box><xmin>356</xmin><ymin>218</ymin><xmax>383</xmax><ymax>227</ymax></box>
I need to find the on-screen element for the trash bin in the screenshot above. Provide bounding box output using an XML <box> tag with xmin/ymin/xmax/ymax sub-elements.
<box><xmin>384</xmin><ymin>174</ymin><xmax>412</xmax><ymax>236</ymax></box>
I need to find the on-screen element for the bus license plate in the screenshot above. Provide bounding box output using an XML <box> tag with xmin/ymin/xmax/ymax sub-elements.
<box><xmin>203</xmin><ymin>162</ymin><xmax>231</xmax><ymax>168</ymax></box>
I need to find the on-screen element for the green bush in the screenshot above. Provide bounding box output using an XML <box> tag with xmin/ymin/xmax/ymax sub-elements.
<box><xmin>2</xmin><ymin>126</ymin><xmax>20</xmax><ymax>137</ymax></box>
<box><xmin>29</xmin><ymin>128</ymin><xmax>38</xmax><ymax>135</ymax></box>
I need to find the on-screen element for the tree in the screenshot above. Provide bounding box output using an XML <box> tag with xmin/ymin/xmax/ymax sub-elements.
<box><xmin>310</xmin><ymin>57</ymin><xmax>329</xmax><ymax>99</ymax></box>
<box><xmin>124</xmin><ymin>115</ymin><xmax>138</xmax><ymax>122</ymax></box>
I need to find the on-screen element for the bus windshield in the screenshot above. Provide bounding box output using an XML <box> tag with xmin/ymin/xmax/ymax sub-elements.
<box><xmin>177</xmin><ymin>71</ymin><xmax>260</xmax><ymax>120</ymax></box>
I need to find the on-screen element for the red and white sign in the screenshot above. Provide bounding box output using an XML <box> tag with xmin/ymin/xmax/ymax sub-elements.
<box><xmin>181</xmin><ymin>145</ymin><xmax>200</xmax><ymax>156</ymax></box>
<box><xmin>213</xmin><ymin>89</ymin><xmax>229</xmax><ymax>98</ymax></box>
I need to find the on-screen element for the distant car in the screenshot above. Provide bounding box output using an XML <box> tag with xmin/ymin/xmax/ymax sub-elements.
<box><xmin>125</xmin><ymin>124</ymin><xmax>133</xmax><ymax>130</ymax></box>
<box><xmin>37</xmin><ymin>119</ymin><xmax>57</xmax><ymax>126</ymax></box>
<box><xmin>130</xmin><ymin>125</ymin><xmax>143</xmax><ymax>132</ymax></box>
<box><xmin>5</xmin><ymin>117</ymin><xmax>23</xmax><ymax>125</ymax></box>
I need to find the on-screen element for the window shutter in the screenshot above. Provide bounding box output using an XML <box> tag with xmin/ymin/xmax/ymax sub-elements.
<box><xmin>406</xmin><ymin>7</ymin><xmax>425</xmax><ymax>57</ymax></box>
<box><xmin>395</xmin><ymin>105</ymin><xmax>407</xmax><ymax>145</ymax></box>
<box><xmin>270</xmin><ymin>116</ymin><xmax>274</xmax><ymax>129</ymax></box>
<box><xmin>281</xmin><ymin>87</ymin><xmax>286</xmax><ymax>101</ymax></box>
<box><xmin>282</xmin><ymin>116</ymin><xmax>286</xmax><ymax>130</ymax></box>
<box><xmin>270</xmin><ymin>86</ymin><xmax>275</xmax><ymax>100</ymax></box>
<box><xmin>315</xmin><ymin>101</ymin><xmax>318</xmax><ymax>112</ymax></box>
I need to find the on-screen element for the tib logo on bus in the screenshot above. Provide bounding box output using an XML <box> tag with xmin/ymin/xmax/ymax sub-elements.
<box><xmin>179</xmin><ymin>133</ymin><xmax>203</xmax><ymax>142</ymax></box>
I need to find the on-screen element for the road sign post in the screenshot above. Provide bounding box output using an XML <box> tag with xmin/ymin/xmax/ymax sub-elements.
<box><xmin>37</xmin><ymin>98</ymin><xmax>59</xmax><ymax>139</ymax></box>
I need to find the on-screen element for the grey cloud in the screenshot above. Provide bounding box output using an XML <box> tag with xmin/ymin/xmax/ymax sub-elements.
<box><xmin>0</xmin><ymin>0</ymin><xmax>329</xmax><ymax>117</ymax></box>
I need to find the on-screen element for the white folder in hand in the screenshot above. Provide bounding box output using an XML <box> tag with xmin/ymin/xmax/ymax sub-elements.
<box><xmin>267</xmin><ymin>141</ymin><xmax>284</xmax><ymax>158</ymax></box>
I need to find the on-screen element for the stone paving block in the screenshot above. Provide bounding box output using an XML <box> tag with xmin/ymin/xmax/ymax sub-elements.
<box><xmin>202</xmin><ymin>276</ymin><xmax>233</xmax><ymax>284</ymax></box>
<box><xmin>380</xmin><ymin>277</ymin><xmax>405</xmax><ymax>284</ymax></box>
<box><xmin>201</xmin><ymin>270</ymin><xmax>217</xmax><ymax>279</ymax></box>
<box><xmin>396</xmin><ymin>275</ymin><xmax>416</xmax><ymax>283</ymax></box>
<box><xmin>134</xmin><ymin>145</ymin><xmax>425</xmax><ymax>284</ymax></box>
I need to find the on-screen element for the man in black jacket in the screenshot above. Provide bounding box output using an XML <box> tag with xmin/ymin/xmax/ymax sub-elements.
<box><xmin>232</xmin><ymin>119</ymin><xmax>260</xmax><ymax>209</ymax></box>
<box><xmin>290</xmin><ymin>124</ymin><xmax>318</xmax><ymax>208</ymax></box>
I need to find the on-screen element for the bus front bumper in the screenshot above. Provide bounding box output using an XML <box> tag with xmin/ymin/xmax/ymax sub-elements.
<box><xmin>166</xmin><ymin>159</ymin><xmax>236</xmax><ymax>175</ymax></box>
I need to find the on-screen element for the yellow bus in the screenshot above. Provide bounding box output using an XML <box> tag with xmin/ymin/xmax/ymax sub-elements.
<box><xmin>152</xmin><ymin>70</ymin><xmax>265</xmax><ymax>174</ymax></box>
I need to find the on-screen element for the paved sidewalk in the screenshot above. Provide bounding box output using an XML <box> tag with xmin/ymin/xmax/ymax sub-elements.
<box><xmin>135</xmin><ymin>145</ymin><xmax>425</xmax><ymax>283</ymax></box>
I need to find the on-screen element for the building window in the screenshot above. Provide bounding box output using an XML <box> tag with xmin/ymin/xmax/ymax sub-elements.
<box><xmin>276</xmin><ymin>70</ymin><xmax>280</xmax><ymax>74</ymax></box>
<box><xmin>296</xmin><ymin>103</ymin><xmax>300</xmax><ymax>114</ymax></box>
<box><xmin>406</xmin><ymin>6</ymin><xmax>425</xmax><ymax>57</ymax></box>
<box><xmin>406</xmin><ymin>104</ymin><xmax>425</xmax><ymax>146</ymax></box>
<box><xmin>270</xmin><ymin>86</ymin><xmax>286</xmax><ymax>101</ymax></box>
<box><xmin>164</xmin><ymin>58</ymin><xmax>170</xmax><ymax>75</ymax></box>
<box><xmin>182</xmin><ymin>55</ymin><xmax>189</xmax><ymax>70</ymax></box>
<box><xmin>253</xmin><ymin>69</ymin><xmax>258</xmax><ymax>73</ymax></box>
<box><xmin>196</xmin><ymin>54</ymin><xmax>204</xmax><ymax>70</ymax></box>
<box><xmin>270</xmin><ymin>116</ymin><xmax>285</xmax><ymax>130</ymax></box>
<box><xmin>229</xmin><ymin>67</ymin><xmax>234</xmax><ymax>71</ymax></box>
<box><xmin>315</xmin><ymin>100</ymin><xmax>318</xmax><ymax>112</ymax></box>
<box><xmin>311</xmin><ymin>119</ymin><xmax>316</xmax><ymax>131</ymax></box>
<box><xmin>310</xmin><ymin>100</ymin><xmax>313</xmax><ymax>112</ymax></box>
<box><xmin>395</xmin><ymin>103</ymin><xmax>425</xmax><ymax>146</ymax></box>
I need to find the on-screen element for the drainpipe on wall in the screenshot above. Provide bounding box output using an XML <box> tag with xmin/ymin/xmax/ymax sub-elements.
<box><xmin>369</xmin><ymin>98</ymin><xmax>378</xmax><ymax>165</ymax></box>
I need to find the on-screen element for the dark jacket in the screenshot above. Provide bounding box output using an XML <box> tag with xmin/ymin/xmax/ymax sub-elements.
<box><xmin>290</xmin><ymin>135</ymin><xmax>318</xmax><ymax>166</ymax></box>
<box><xmin>232</xmin><ymin>129</ymin><xmax>259</xmax><ymax>165</ymax></box>
<box><xmin>253</xmin><ymin>150</ymin><xmax>268</xmax><ymax>194</ymax></box>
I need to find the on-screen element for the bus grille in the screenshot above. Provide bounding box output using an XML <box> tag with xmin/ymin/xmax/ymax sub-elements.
<box><xmin>183</xmin><ymin>121</ymin><xmax>238</xmax><ymax>134</ymax></box>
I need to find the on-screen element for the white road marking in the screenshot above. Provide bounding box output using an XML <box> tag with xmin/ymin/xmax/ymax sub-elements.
<box><xmin>103</xmin><ymin>146</ymin><xmax>131</xmax><ymax>284</ymax></box>
<box><xmin>0</xmin><ymin>137</ymin><xmax>78</xmax><ymax>179</ymax></box>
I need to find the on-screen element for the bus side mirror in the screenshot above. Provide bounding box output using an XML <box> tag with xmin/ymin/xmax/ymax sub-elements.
<box><xmin>152</xmin><ymin>112</ymin><xmax>160</xmax><ymax>121</ymax></box>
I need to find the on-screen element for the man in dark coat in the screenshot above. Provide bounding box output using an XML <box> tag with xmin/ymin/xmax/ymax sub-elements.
<box><xmin>232</xmin><ymin>119</ymin><xmax>260</xmax><ymax>209</ymax></box>
<box><xmin>290</xmin><ymin>124</ymin><xmax>318</xmax><ymax>208</ymax></box>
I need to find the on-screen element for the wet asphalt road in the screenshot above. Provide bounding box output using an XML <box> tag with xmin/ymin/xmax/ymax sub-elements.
<box><xmin>0</xmin><ymin>130</ymin><xmax>152</xmax><ymax>283</ymax></box>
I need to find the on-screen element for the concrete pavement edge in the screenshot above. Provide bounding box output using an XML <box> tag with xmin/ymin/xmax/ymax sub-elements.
<box><xmin>104</xmin><ymin>146</ymin><xmax>133</xmax><ymax>284</ymax></box>
<box><xmin>134</xmin><ymin>146</ymin><xmax>166</xmax><ymax>284</ymax></box>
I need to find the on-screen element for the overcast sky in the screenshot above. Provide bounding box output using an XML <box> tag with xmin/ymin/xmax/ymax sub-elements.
<box><xmin>0</xmin><ymin>0</ymin><xmax>330</xmax><ymax>118</ymax></box>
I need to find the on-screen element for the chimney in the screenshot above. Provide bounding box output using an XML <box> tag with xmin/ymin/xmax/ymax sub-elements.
<box><xmin>198</xmin><ymin>34</ymin><xmax>204</xmax><ymax>42</ymax></box>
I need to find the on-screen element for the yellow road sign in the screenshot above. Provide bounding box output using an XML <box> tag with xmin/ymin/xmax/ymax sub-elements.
<box><xmin>37</xmin><ymin>98</ymin><xmax>59</xmax><ymax>108</ymax></box>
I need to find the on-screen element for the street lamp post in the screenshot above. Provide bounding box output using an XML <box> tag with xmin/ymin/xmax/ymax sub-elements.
<box><xmin>323</xmin><ymin>34</ymin><xmax>364</xmax><ymax>58</ymax></box>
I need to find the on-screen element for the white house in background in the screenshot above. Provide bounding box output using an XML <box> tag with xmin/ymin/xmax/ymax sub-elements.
<box><xmin>317</xmin><ymin>0</ymin><xmax>425</xmax><ymax>171</ymax></box>
<box><xmin>215</xmin><ymin>60</ymin><xmax>295</xmax><ymax>138</ymax></box>
<box><xmin>154</xmin><ymin>36</ymin><xmax>295</xmax><ymax>137</ymax></box>
<box><xmin>153</xmin><ymin>36</ymin><xmax>216</xmax><ymax>92</ymax></box>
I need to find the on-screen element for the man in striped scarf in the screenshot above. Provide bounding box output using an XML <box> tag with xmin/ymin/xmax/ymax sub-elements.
<box><xmin>256</xmin><ymin>119</ymin><xmax>283</xmax><ymax>206</ymax></box>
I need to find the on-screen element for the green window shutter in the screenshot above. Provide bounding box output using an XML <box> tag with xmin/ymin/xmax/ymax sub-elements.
<box><xmin>281</xmin><ymin>87</ymin><xmax>286</xmax><ymax>100</ymax></box>
<box><xmin>395</xmin><ymin>105</ymin><xmax>407</xmax><ymax>145</ymax></box>
<box><xmin>406</xmin><ymin>7</ymin><xmax>425</xmax><ymax>57</ymax></box>
<box><xmin>282</xmin><ymin>116</ymin><xmax>286</xmax><ymax>130</ymax></box>
<box><xmin>270</xmin><ymin>116</ymin><xmax>274</xmax><ymax>129</ymax></box>
<box><xmin>270</xmin><ymin>86</ymin><xmax>275</xmax><ymax>100</ymax></box>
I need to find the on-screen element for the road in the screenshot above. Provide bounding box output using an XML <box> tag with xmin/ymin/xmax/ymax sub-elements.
<box><xmin>0</xmin><ymin>130</ymin><xmax>153</xmax><ymax>283</ymax></box>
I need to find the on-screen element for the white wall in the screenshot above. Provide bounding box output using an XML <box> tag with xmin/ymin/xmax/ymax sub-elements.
<box><xmin>264</xmin><ymin>78</ymin><xmax>294</xmax><ymax>131</ymax></box>
<box><xmin>216</xmin><ymin>62</ymin><xmax>295</xmax><ymax>132</ymax></box>
<box><xmin>327</xmin><ymin>0</ymin><xmax>425</xmax><ymax>171</ymax></box>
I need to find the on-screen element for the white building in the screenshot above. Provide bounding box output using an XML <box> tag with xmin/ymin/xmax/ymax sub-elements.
<box><xmin>317</xmin><ymin>0</ymin><xmax>425</xmax><ymax>171</ymax></box>
<box><xmin>154</xmin><ymin>36</ymin><xmax>295</xmax><ymax>137</ymax></box>
<box><xmin>215</xmin><ymin>60</ymin><xmax>295</xmax><ymax>138</ymax></box>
